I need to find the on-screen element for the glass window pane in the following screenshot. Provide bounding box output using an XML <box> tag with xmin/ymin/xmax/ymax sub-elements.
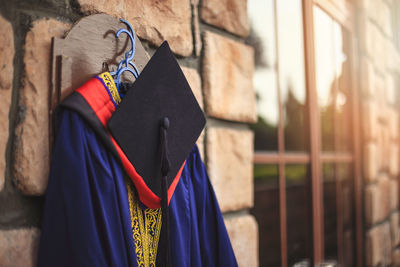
<box><xmin>314</xmin><ymin>6</ymin><xmax>335</xmax><ymax>151</ymax></box>
<box><xmin>248</xmin><ymin>0</ymin><xmax>279</xmax><ymax>151</ymax></box>
<box><xmin>286</xmin><ymin>164</ymin><xmax>312</xmax><ymax>266</ymax></box>
<box><xmin>277</xmin><ymin>0</ymin><xmax>308</xmax><ymax>152</ymax></box>
<box><xmin>251</xmin><ymin>164</ymin><xmax>281</xmax><ymax>266</ymax></box>
<box><xmin>323</xmin><ymin>162</ymin><xmax>355</xmax><ymax>266</ymax></box>
<box><xmin>322</xmin><ymin>163</ymin><xmax>338</xmax><ymax>261</ymax></box>
<box><xmin>334</xmin><ymin>24</ymin><xmax>352</xmax><ymax>151</ymax></box>
<box><xmin>338</xmin><ymin>163</ymin><xmax>355</xmax><ymax>266</ymax></box>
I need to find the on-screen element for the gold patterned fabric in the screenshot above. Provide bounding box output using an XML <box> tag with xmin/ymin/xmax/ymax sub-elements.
<box><xmin>126</xmin><ymin>180</ymin><xmax>162</xmax><ymax>267</ymax></box>
<box><xmin>98</xmin><ymin>72</ymin><xmax>122</xmax><ymax>105</ymax></box>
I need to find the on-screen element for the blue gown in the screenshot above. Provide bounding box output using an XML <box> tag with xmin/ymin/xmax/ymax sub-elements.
<box><xmin>37</xmin><ymin>73</ymin><xmax>237</xmax><ymax>267</ymax></box>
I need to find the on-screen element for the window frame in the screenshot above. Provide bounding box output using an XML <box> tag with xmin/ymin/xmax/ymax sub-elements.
<box><xmin>252</xmin><ymin>0</ymin><xmax>362</xmax><ymax>266</ymax></box>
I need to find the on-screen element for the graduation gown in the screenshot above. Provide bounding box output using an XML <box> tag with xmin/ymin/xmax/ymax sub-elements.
<box><xmin>37</xmin><ymin>72</ymin><xmax>237</xmax><ymax>267</ymax></box>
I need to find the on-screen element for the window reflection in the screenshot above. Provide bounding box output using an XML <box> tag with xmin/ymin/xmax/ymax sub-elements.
<box><xmin>322</xmin><ymin>163</ymin><xmax>338</xmax><ymax>261</ymax></box>
<box><xmin>286</xmin><ymin>164</ymin><xmax>312</xmax><ymax>266</ymax></box>
<box><xmin>334</xmin><ymin>24</ymin><xmax>352</xmax><ymax>151</ymax></box>
<box><xmin>251</xmin><ymin>164</ymin><xmax>281</xmax><ymax>266</ymax></box>
<box><xmin>338</xmin><ymin>164</ymin><xmax>355</xmax><ymax>266</ymax></box>
<box><xmin>314</xmin><ymin>7</ymin><xmax>335</xmax><ymax>151</ymax></box>
<box><xmin>314</xmin><ymin>6</ymin><xmax>352</xmax><ymax>152</ymax></box>
<box><xmin>277</xmin><ymin>0</ymin><xmax>308</xmax><ymax>152</ymax></box>
<box><xmin>323</xmin><ymin>162</ymin><xmax>355</xmax><ymax>266</ymax></box>
<box><xmin>248</xmin><ymin>2</ymin><xmax>356</xmax><ymax>267</ymax></box>
<box><xmin>247</xmin><ymin>0</ymin><xmax>279</xmax><ymax>151</ymax></box>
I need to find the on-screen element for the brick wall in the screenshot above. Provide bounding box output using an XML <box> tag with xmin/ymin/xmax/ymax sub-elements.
<box><xmin>0</xmin><ymin>0</ymin><xmax>258</xmax><ymax>266</ymax></box>
<box><xmin>357</xmin><ymin>0</ymin><xmax>400</xmax><ymax>266</ymax></box>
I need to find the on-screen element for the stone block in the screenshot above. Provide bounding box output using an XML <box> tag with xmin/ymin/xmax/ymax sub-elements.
<box><xmin>360</xmin><ymin>18</ymin><xmax>387</xmax><ymax>72</ymax></box>
<box><xmin>391</xmin><ymin>212</ymin><xmax>400</xmax><ymax>248</ymax></box>
<box><xmin>360</xmin><ymin>19</ymin><xmax>379</xmax><ymax>58</ymax></box>
<box><xmin>191</xmin><ymin>0</ymin><xmax>202</xmax><ymax>56</ymax></box>
<box><xmin>378</xmin><ymin>123</ymin><xmax>390</xmax><ymax>170</ymax></box>
<box><xmin>379</xmin><ymin>174</ymin><xmax>392</xmax><ymax>220</ymax></box>
<box><xmin>366</xmin><ymin>223</ymin><xmax>392</xmax><ymax>267</ymax></box>
<box><xmin>13</xmin><ymin>19</ymin><xmax>71</xmax><ymax>195</ymax></box>
<box><xmin>390</xmin><ymin>179</ymin><xmax>399</xmax><ymax>211</ymax></box>
<box><xmin>363</xmin><ymin>142</ymin><xmax>378</xmax><ymax>183</ymax></box>
<box><xmin>357</xmin><ymin>0</ymin><xmax>371</xmax><ymax>10</ymax></box>
<box><xmin>380</xmin><ymin>2</ymin><xmax>392</xmax><ymax>38</ymax></box>
<box><xmin>365</xmin><ymin>183</ymin><xmax>381</xmax><ymax>225</ymax></box>
<box><xmin>366</xmin><ymin>0</ymin><xmax>391</xmax><ymax>38</ymax></box>
<box><xmin>365</xmin><ymin>174</ymin><xmax>392</xmax><ymax>225</ymax></box>
<box><xmin>366</xmin><ymin>0</ymin><xmax>380</xmax><ymax>22</ymax></box>
<box><xmin>386</xmin><ymin>74</ymin><xmax>397</xmax><ymax>106</ymax></box>
<box><xmin>360</xmin><ymin>58</ymin><xmax>375</xmax><ymax>98</ymax></box>
<box><xmin>389</xmin><ymin>108</ymin><xmax>399</xmax><ymax>141</ymax></box>
<box><xmin>387</xmin><ymin>107</ymin><xmax>399</xmax><ymax>141</ymax></box>
<box><xmin>203</xmin><ymin>31</ymin><xmax>256</xmax><ymax>123</ymax></box>
<box><xmin>224</xmin><ymin>215</ymin><xmax>258</xmax><ymax>267</ymax></box>
<box><xmin>78</xmin><ymin>0</ymin><xmax>193</xmax><ymax>56</ymax></box>
<box><xmin>181</xmin><ymin>67</ymin><xmax>205</xmax><ymax>158</ymax></box>
<box><xmin>390</xmin><ymin>144</ymin><xmax>399</xmax><ymax>176</ymax></box>
<box><xmin>393</xmin><ymin>248</ymin><xmax>400</xmax><ymax>267</ymax></box>
<box><xmin>386</xmin><ymin>42</ymin><xmax>400</xmax><ymax>73</ymax></box>
<box><xmin>0</xmin><ymin>15</ymin><xmax>14</xmax><ymax>191</ymax></box>
<box><xmin>374</xmin><ymin>75</ymin><xmax>387</xmax><ymax>120</ymax></box>
<box><xmin>362</xmin><ymin>101</ymin><xmax>378</xmax><ymax>141</ymax></box>
<box><xmin>366</xmin><ymin>225</ymin><xmax>383</xmax><ymax>267</ymax></box>
<box><xmin>378</xmin><ymin>126</ymin><xmax>391</xmax><ymax>171</ymax></box>
<box><xmin>181</xmin><ymin>67</ymin><xmax>203</xmax><ymax>110</ymax></box>
<box><xmin>196</xmin><ymin>129</ymin><xmax>205</xmax><ymax>162</ymax></box>
<box><xmin>0</xmin><ymin>228</ymin><xmax>40</xmax><ymax>267</ymax></box>
<box><xmin>383</xmin><ymin>222</ymin><xmax>393</xmax><ymax>265</ymax></box>
<box><xmin>206</xmin><ymin>125</ymin><xmax>254</xmax><ymax>212</ymax></box>
<box><xmin>200</xmin><ymin>0</ymin><xmax>250</xmax><ymax>37</ymax></box>
<box><xmin>374</xmin><ymin>35</ymin><xmax>389</xmax><ymax>74</ymax></box>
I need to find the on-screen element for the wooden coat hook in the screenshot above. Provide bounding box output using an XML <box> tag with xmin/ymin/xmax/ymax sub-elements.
<box><xmin>51</xmin><ymin>14</ymin><xmax>150</xmax><ymax>112</ymax></box>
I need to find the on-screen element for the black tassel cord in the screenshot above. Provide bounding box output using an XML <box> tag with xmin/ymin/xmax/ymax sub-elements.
<box><xmin>160</xmin><ymin>117</ymin><xmax>171</xmax><ymax>267</ymax></box>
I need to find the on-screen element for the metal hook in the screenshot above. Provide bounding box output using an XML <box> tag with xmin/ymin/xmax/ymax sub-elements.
<box><xmin>116</xmin><ymin>28</ymin><xmax>136</xmax><ymax>63</ymax></box>
<box><xmin>115</xmin><ymin>66</ymin><xmax>139</xmax><ymax>90</ymax></box>
<box><xmin>111</xmin><ymin>51</ymin><xmax>139</xmax><ymax>76</ymax></box>
<box><xmin>111</xmin><ymin>19</ymin><xmax>141</xmax><ymax>93</ymax></box>
<box><xmin>110</xmin><ymin>28</ymin><xmax>135</xmax><ymax>76</ymax></box>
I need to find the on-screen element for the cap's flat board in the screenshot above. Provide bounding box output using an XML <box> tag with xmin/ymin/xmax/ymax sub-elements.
<box><xmin>51</xmin><ymin>14</ymin><xmax>150</xmax><ymax>109</ymax></box>
<box><xmin>107</xmin><ymin>42</ymin><xmax>206</xmax><ymax>197</ymax></box>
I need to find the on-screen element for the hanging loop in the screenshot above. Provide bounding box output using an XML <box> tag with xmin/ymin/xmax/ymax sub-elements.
<box><xmin>115</xmin><ymin>66</ymin><xmax>139</xmax><ymax>88</ymax></box>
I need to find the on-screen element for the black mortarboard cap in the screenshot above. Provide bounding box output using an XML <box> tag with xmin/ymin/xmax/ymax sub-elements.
<box><xmin>107</xmin><ymin>41</ymin><xmax>206</xmax><ymax>199</ymax></box>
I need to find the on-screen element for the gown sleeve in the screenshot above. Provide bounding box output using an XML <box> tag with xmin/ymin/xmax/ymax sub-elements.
<box><xmin>37</xmin><ymin>109</ymin><xmax>136</xmax><ymax>267</ymax></box>
<box><xmin>169</xmin><ymin>146</ymin><xmax>238</xmax><ymax>267</ymax></box>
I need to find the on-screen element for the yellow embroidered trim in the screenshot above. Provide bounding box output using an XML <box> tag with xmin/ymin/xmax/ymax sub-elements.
<box><xmin>98</xmin><ymin>72</ymin><xmax>121</xmax><ymax>105</ymax></box>
<box><xmin>126</xmin><ymin>180</ymin><xmax>162</xmax><ymax>267</ymax></box>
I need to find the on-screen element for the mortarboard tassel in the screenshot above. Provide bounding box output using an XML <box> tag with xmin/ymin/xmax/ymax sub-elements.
<box><xmin>160</xmin><ymin>117</ymin><xmax>171</xmax><ymax>267</ymax></box>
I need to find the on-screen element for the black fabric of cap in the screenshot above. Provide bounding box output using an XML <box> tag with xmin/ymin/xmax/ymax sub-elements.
<box><xmin>107</xmin><ymin>41</ymin><xmax>206</xmax><ymax>198</ymax></box>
